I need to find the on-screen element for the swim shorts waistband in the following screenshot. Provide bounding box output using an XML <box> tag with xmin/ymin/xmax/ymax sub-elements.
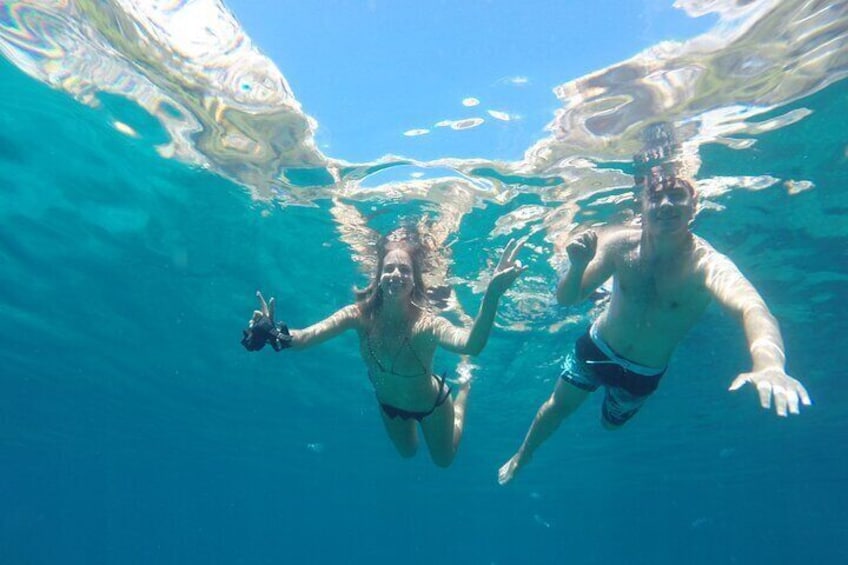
<box><xmin>589</xmin><ymin>321</ymin><xmax>665</xmax><ymax>376</ymax></box>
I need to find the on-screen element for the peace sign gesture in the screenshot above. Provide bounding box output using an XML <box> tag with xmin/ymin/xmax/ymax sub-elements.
<box><xmin>241</xmin><ymin>291</ymin><xmax>291</xmax><ymax>351</ymax></box>
<box><xmin>488</xmin><ymin>238</ymin><xmax>528</xmax><ymax>297</ymax></box>
<box><xmin>251</xmin><ymin>291</ymin><xmax>276</xmax><ymax>326</ymax></box>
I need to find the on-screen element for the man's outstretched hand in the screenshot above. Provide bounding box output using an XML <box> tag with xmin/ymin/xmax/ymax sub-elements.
<box><xmin>729</xmin><ymin>368</ymin><xmax>811</xmax><ymax>416</ymax></box>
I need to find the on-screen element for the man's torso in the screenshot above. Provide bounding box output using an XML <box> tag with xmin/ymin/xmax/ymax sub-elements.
<box><xmin>596</xmin><ymin>232</ymin><xmax>714</xmax><ymax>367</ymax></box>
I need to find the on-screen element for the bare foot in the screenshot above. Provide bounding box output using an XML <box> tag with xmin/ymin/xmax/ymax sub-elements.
<box><xmin>454</xmin><ymin>360</ymin><xmax>475</xmax><ymax>390</ymax></box>
<box><xmin>498</xmin><ymin>453</ymin><xmax>522</xmax><ymax>485</ymax></box>
<box><xmin>453</xmin><ymin>378</ymin><xmax>471</xmax><ymax>430</ymax></box>
<box><xmin>450</xmin><ymin>364</ymin><xmax>473</xmax><ymax>442</ymax></box>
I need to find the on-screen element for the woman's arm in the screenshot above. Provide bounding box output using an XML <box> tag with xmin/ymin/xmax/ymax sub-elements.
<box><xmin>244</xmin><ymin>291</ymin><xmax>359</xmax><ymax>352</ymax></box>
<box><xmin>289</xmin><ymin>304</ymin><xmax>361</xmax><ymax>350</ymax></box>
<box><xmin>427</xmin><ymin>296</ymin><xmax>496</xmax><ymax>355</ymax></box>
<box><xmin>429</xmin><ymin>239</ymin><xmax>526</xmax><ymax>356</ymax></box>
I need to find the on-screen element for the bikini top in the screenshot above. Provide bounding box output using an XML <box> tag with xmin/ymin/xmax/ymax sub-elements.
<box><xmin>366</xmin><ymin>332</ymin><xmax>429</xmax><ymax>378</ymax></box>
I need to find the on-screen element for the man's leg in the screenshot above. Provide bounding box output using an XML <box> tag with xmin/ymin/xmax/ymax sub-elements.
<box><xmin>601</xmin><ymin>386</ymin><xmax>648</xmax><ymax>430</ymax></box>
<box><xmin>498</xmin><ymin>379</ymin><xmax>591</xmax><ymax>484</ymax></box>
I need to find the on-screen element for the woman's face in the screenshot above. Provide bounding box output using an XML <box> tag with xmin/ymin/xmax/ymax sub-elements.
<box><xmin>380</xmin><ymin>249</ymin><xmax>415</xmax><ymax>299</ymax></box>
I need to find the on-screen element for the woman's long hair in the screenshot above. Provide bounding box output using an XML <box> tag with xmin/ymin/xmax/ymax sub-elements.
<box><xmin>355</xmin><ymin>226</ymin><xmax>431</xmax><ymax>322</ymax></box>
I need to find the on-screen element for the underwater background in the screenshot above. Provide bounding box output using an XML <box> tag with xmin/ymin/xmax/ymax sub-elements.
<box><xmin>1</xmin><ymin>1</ymin><xmax>846</xmax><ymax>564</ymax></box>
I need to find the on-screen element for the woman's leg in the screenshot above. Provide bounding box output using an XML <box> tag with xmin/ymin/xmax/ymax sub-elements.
<box><xmin>420</xmin><ymin>378</ymin><xmax>471</xmax><ymax>468</ymax></box>
<box><xmin>378</xmin><ymin>407</ymin><xmax>419</xmax><ymax>458</ymax></box>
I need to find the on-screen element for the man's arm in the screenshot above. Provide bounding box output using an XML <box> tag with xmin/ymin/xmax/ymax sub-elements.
<box><xmin>702</xmin><ymin>249</ymin><xmax>811</xmax><ymax>415</ymax></box>
<box><xmin>556</xmin><ymin>229</ymin><xmax>618</xmax><ymax>306</ymax></box>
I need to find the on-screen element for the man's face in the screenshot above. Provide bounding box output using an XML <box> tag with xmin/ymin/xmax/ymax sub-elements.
<box><xmin>639</xmin><ymin>172</ymin><xmax>696</xmax><ymax>234</ymax></box>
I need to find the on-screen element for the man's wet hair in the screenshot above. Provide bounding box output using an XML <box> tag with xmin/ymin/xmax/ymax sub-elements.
<box><xmin>631</xmin><ymin>122</ymin><xmax>697</xmax><ymax>200</ymax></box>
<box><xmin>640</xmin><ymin>173</ymin><xmax>695</xmax><ymax>198</ymax></box>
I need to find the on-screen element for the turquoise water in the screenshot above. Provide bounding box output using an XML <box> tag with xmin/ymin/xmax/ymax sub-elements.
<box><xmin>2</xmin><ymin>3</ymin><xmax>847</xmax><ymax>564</ymax></box>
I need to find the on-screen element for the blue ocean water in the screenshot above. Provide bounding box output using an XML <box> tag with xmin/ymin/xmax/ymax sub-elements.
<box><xmin>1</xmin><ymin>3</ymin><xmax>847</xmax><ymax>564</ymax></box>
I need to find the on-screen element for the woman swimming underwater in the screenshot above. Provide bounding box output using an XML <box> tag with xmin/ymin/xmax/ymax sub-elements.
<box><xmin>242</xmin><ymin>229</ymin><xmax>525</xmax><ymax>467</ymax></box>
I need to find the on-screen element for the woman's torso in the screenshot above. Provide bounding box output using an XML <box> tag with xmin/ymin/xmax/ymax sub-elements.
<box><xmin>357</xmin><ymin>314</ymin><xmax>442</xmax><ymax>411</ymax></box>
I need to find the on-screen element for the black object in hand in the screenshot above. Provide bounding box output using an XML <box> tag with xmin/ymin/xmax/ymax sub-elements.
<box><xmin>241</xmin><ymin>315</ymin><xmax>292</xmax><ymax>351</ymax></box>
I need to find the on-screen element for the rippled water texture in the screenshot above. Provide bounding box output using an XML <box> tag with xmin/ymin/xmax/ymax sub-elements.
<box><xmin>2</xmin><ymin>1</ymin><xmax>845</xmax><ymax>207</ymax></box>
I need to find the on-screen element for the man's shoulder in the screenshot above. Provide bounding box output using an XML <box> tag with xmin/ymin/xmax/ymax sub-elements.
<box><xmin>691</xmin><ymin>235</ymin><xmax>730</xmax><ymax>263</ymax></box>
<box><xmin>692</xmin><ymin>234</ymin><xmax>717</xmax><ymax>251</ymax></box>
<box><xmin>603</xmin><ymin>226</ymin><xmax>641</xmax><ymax>251</ymax></box>
<box><xmin>691</xmin><ymin>235</ymin><xmax>745</xmax><ymax>275</ymax></box>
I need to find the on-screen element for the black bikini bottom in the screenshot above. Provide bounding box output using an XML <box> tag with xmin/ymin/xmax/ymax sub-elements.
<box><xmin>380</xmin><ymin>373</ymin><xmax>452</xmax><ymax>422</ymax></box>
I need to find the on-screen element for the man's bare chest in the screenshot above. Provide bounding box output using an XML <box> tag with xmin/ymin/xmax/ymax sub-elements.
<box><xmin>615</xmin><ymin>259</ymin><xmax>708</xmax><ymax>314</ymax></box>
